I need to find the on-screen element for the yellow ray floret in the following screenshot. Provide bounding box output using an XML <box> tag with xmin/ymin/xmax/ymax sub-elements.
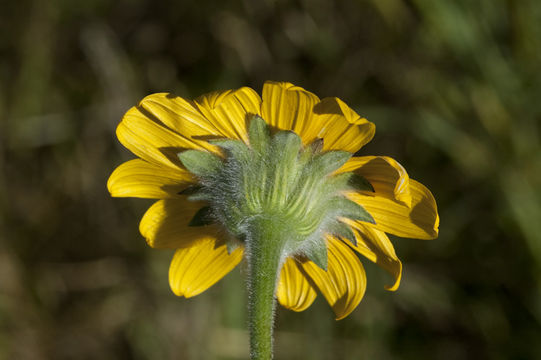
<box><xmin>299</xmin><ymin>236</ymin><xmax>367</xmax><ymax>320</ymax></box>
<box><xmin>169</xmin><ymin>237</ymin><xmax>244</xmax><ymax>298</ymax></box>
<box><xmin>276</xmin><ymin>257</ymin><xmax>318</xmax><ymax>312</ymax></box>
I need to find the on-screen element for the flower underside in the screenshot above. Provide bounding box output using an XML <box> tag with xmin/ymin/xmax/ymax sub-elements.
<box><xmin>178</xmin><ymin>115</ymin><xmax>375</xmax><ymax>270</ymax></box>
<box><xmin>107</xmin><ymin>81</ymin><xmax>441</xmax><ymax>360</ymax></box>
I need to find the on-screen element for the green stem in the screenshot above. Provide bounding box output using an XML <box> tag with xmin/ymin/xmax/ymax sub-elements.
<box><xmin>246</xmin><ymin>218</ymin><xmax>287</xmax><ymax>360</ymax></box>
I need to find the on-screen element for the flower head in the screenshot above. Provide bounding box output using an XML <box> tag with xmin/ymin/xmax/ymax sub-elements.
<box><xmin>108</xmin><ymin>81</ymin><xmax>439</xmax><ymax>320</ymax></box>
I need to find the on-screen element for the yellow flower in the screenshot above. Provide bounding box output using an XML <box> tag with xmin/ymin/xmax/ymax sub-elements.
<box><xmin>108</xmin><ymin>81</ymin><xmax>439</xmax><ymax>320</ymax></box>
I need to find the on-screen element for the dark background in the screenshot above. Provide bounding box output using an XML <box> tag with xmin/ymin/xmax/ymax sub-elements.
<box><xmin>1</xmin><ymin>0</ymin><xmax>540</xmax><ymax>359</ymax></box>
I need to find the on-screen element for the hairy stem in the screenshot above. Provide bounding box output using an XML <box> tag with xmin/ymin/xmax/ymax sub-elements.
<box><xmin>246</xmin><ymin>218</ymin><xmax>287</xmax><ymax>360</ymax></box>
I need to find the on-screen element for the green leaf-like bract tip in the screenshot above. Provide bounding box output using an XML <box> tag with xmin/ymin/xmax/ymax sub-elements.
<box><xmin>349</xmin><ymin>173</ymin><xmax>375</xmax><ymax>192</ymax></box>
<box><xmin>248</xmin><ymin>115</ymin><xmax>271</xmax><ymax>153</ymax></box>
<box><xmin>328</xmin><ymin>221</ymin><xmax>358</xmax><ymax>246</ymax></box>
<box><xmin>178</xmin><ymin>149</ymin><xmax>222</xmax><ymax>178</ymax></box>
<box><xmin>304</xmin><ymin>239</ymin><xmax>328</xmax><ymax>271</ymax></box>
<box><xmin>311</xmin><ymin>150</ymin><xmax>352</xmax><ymax>176</ymax></box>
<box><xmin>209</xmin><ymin>138</ymin><xmax>250</xmax><ymax>158</ymax></box>
<box><xmin>329</xmin><ymin>196</ymin><xmax>375</xmax><ymax>224</ymax></box>
<box><xmin>271</xmin><ymin>131</ymin><xmax>302</xmax><ymax>168</ymax></box>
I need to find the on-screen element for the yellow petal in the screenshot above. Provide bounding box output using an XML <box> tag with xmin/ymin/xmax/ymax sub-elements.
<box><xmin>117</xmin><ymin>106</ymin><xmax>216</xmax><ymax>169</ymax></box>
<box><xmin>138</xmin><ymin>93</ymin><xmax>223</xmax><ymax>137</ymax></box>
<box><xmin>276</xmin><ymin>257</ymin><xmax>317</xmax><ymax>312</ymax></box>
<box><xmin>169</xmin><ymin>237</ymin><xmax>243</xmax><ymax>298</ymax></box>
<box><xmin>300</xmin><ymin>236</ymin><xmax>367</xmax><ymax>320</ymax></box>
<box><xmin>340</xmin><ymin>219</ymin><xmax>402</xmax><ymax>291</ymax></box>
<box><xmin>338</xmin><ymin>156</ymin><xmax>412</xmax><ymax>207</ymax></box>
<box><xmin>312</xmin><ymin>97</ymin><xmax>375</xmax><ymax>153</ymax></box>
<box><xmin>139</xmin><ymin>199</ymin><xmax>219</xmax><ymax>248</ymax></box>
<box><xmin>346</xmin><ymin>179</ymin><xmax>439</xmax><ymax>239</ymax></box>
<box><xmin>261</xmin><ymin>81</ymin><xmax>320</xmax><ymax>138</ymax></box>
<box><xmin>195</xmin><ymin>87</ymin><xmax>261</xmax><ymax>143</ymax></box>
<box><xmin>108</xmin><ymin>159</ymin><xmax>195</xmax><ymax>199</ymax></box>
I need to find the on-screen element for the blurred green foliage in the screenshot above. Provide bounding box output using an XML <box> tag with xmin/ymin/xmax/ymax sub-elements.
<box><xmin>1</xmin><ymin>0</ymin><xmax>540</xmax><ymax>359</ymax></box>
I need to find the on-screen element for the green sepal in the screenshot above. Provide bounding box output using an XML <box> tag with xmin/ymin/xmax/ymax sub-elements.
<box><xmin>225</xmin><ymin>237</ymin><xmax>242</xmax><ymax>254</ymax></box>
<box><xmin>270</xmin><ymin>131</ymin><xmax>303</xmax><ymax>194</ymax></box>
<box><xmin>178</xmin><ymin>150</ymin><xmax>222</xmax><ymax>178</ymax></box>
<box><xmin>299</xmin><ymin>141</ymin><xmax>315</xmax><ymax>165</ymax></box>
<box><xmin>180</xmin><ymin>184</ymin><xmax>213</xmax><ymax>201</ymax></box>
<box><xmin>188</xmin><ymin>206</ymin><xmax>213</xmax><ymax>226</ymax></box>
<box><xmin>327</xmin><ymin>221</ymin><xmax>357</xmax><ymax>246</ymax></box>
<box><xmin>348</xmin><ymin>173</ymin><xmax>375</xmax><ymax>192</ymax></box>
<box><xmin>325</xmin><ymin>172</ymin><xmax>353</xmax><ymax>191</ymax></box>
<box><xmin>187</xmin><ymin>191</ymin><xmax>213</xmax><ymax>202</ymax></box>
<box><xmin>248</xmin><ymin>115</ymin><xmax>271</xmax><ymax>153</ymax></box>
<box><xmin>325</xmin><ymin>172</ymin><xmax>374</xmax><ymax>195</ymax></box>
<box><xmin>329</xmin><ymin>196</ymin><xmax>375</xmax><ymax>224</ymax></box>
<box><xmin>311</xmin><ymin>151</ymin><xmax>352</xmax><ymax>176</ymax></box>
<box><xmin>271</xmin><ymin>130</ymin><xmax>302</xmax><ymax>165</ymax></box>
<box><xmin>209</xmin><ymin>138</ymin><xmax>250</xmax><ymax>159</ymax></box>
<box><xmin>304</xmin><ymin>240</ymin><xmax>328</xmax><ymax>271</ymax></box>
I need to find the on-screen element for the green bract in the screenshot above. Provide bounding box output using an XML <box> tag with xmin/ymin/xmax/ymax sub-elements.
<box><xmin>178</xmin><ymin>115</ymin><xmax>374</xmax><ymax>270</ymax></box>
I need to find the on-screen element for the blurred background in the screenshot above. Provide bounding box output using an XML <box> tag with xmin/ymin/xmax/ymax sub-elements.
<box><xmin>1</xmin><ymin>0</ymin><xmax>540</xmax><ymax>359</ymax></box>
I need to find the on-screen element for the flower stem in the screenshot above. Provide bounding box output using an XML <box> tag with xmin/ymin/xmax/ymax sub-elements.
<box><xmin>246</xmin><ymin>218</ymin><xmax>287</xmax><ymax>360</ymax></box>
